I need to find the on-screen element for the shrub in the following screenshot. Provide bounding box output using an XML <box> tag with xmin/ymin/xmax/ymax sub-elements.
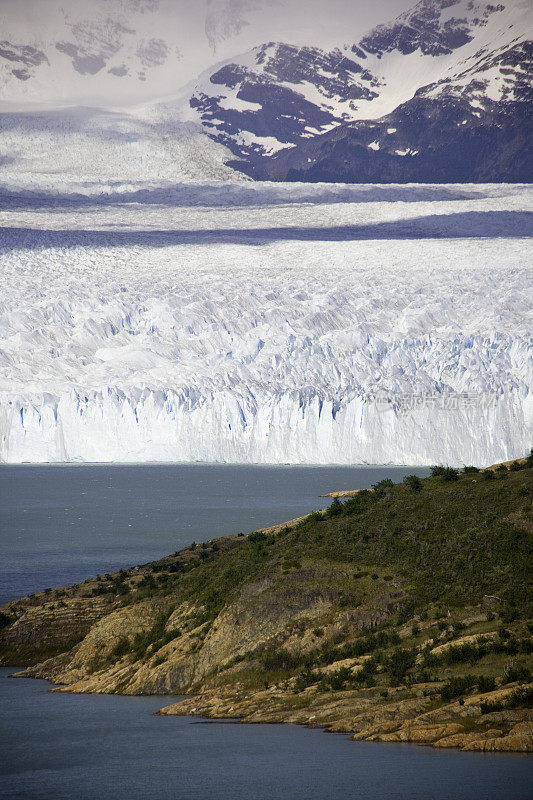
<box><xmin>480</xmin><ymin>686</ymin><xmax>533</xmax><ymax>714</ymax></box>
<box><xmin>138</xmin><ymin>574</ymin><xmax>157</xmax><ymax>591</ymax></box>
<box><xmin>261</xmin><ymin>648</ymin><xmax>300</xmax><ymax>672</ymax></box>
<box><xmin>430</xmin><ymin>465</ymin><xmax>447</xmax><ymax>477</ymax></box>
<box><xmin>109</xmin><ymin>637</ymin><xmax>130</xmax><ymax>661</ymax></box>
<box><xmin>0</xmin><ymin>611</ymin><xmax>13</xmax><ymax>629</ymax></box>
<box><xmin>372</xmin><ymin>479</ymin><xmax>394</xmax><ymax>496</ymax></box>
<box><xmin>386</xmin><ymin>648</ymin><xmax>416</xmax><ymax>685</ymax></box>
<box><xmin>248</xmin><ymin>531</ymin><xmax>267</xmax><ymax>543</ymax></box>
<box><xmin>509</xmin><ymin>460</ymin><xmax>525</xmax><ymax>471</ymax></box>
<box><xmin>500</xmin><ymin>604</ymin><xmax>519</xmax><ymax>623</ymax></box>
<box><xmin>440</xmin><ymin>674</ymin><xmax>477</xmax><ymax>701</ymax></box>
<box><xmin>462</xmin><ymin>465</ymin><xmax>479</xmax><ymax>473</ymax></box>
<box><xmin>326</xmin><ymin>497</ymin><xmax>344</xmax><ymax>517</ymax></box>
<box><xmin>442</xmin><ymin>641</ymin><xmax>485</xmax><ymax>666</ymax></box>
<box><xmin>294</xmin><ymin>668</ymin><xmax>320</xmax><ymax>692</ymax></box>
<box><xmin>441</xmin><ymin>467</ymin><xmax>459</xmax><ymax>482</ymax></box>
<box><xmin>404</xmin><ymin>474</ymin><xmax>423</xmax><ymax>492</ymax></box>
<box><xmin>354</xmin><ymin>657</ymin><xmax>379</xmax><ymax>686</ymax></box>
<box><xmin>502</xmin><ymin>663</ymin><xmax>531</xmax><ymax>684</ymax></box>
<box><xmin>476</xmin><ymin>676</ymin><xmax>496</xmax><ymax>694</ymax></box>
<box><xmin>324</xmin><ymin>666</ymin><xmax>354</xmax><ymax>691</ymax></box>
<box><xmin>482</xmin><ymin>470</ymin><xmax>495</xmax><ymax>480</ymax></box>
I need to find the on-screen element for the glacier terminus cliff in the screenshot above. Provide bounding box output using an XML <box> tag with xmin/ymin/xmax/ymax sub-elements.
<box><xmin>0</xmin><ymin>182</ymin><xmax>531</xmax><ymax>465</ymax></box>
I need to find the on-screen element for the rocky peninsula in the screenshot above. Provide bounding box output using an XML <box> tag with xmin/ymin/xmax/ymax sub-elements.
<box><xmin>1</xmin><ymin>457</ymin><xmax>532</xmax><ymax>753</ymax></box>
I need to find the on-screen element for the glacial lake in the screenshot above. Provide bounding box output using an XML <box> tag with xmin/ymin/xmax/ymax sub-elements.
<box><xmin>2</xmin><ymin>463</ymin><xmax>532</xmax><ymax>799</ymax></box>
<box><xmin>0</xmin><ymin>463</ymin><xmax>431</xmax><ymax>604</ymax></box>
<box><xmin>1</xmin><ymin>668</ymin><xmax>532</xmax><ymax>800</ymax></box>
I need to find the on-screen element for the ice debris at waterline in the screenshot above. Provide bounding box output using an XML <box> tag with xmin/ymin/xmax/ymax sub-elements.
<box><xmin>0</xmin><ymin>182</ymin><xmax>531</xmax><ymax>464</ymax></box>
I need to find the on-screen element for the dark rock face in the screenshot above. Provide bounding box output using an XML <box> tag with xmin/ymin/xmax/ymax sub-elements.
<box><xmin>190</xmin><ymin>41</ymin><xmax>381</xmax><ymax>158</ymax></box>
<box><xmin>55</xmin><ymin>42</ymin><xmax>107</xmax><ymax>75</ymax></box>
<box><xmin>359</xmin><ymin>0</ymin><xmax>508</xmax><ymax>58</ymax></box>
<box><xmin>0</xmin><ymin>42</ymin><xmax>48</xmax><ymax>67</ymax></box>
<box><xmin>359</xmin><ymin>0</ymin><xmax>479</xmax><ymax>57</ymax></box>
<box><xmin>234</xmin><ymin>91</ymin><xmax>531</xmax><ymax>183</ymax></box>
<box><xmin>0</xmin><ymin>41</ymin><xmax>48</xmax><ymax>82</ymax></box>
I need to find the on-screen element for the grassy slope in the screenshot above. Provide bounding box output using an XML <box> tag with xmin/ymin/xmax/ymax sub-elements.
<box><xmin>177</xmin><ymin>465</ymin><xmax>532</xmax><ymax>620</ymax></box>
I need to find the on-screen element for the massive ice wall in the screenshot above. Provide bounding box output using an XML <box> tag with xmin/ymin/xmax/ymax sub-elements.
<box><xmin>1</xmin><ymin>379</ymin><xmax>529</xmax><ymax>465</ymax></box>
<box><xmin>0</xmin><ymin>183</ymin><xmax>531</xmax><ymax>465</ymax></box>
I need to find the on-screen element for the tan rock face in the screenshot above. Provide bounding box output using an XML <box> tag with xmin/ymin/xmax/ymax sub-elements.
<box><xmin>192</xmin><ymin>577</ymin><xmax>334</xmax><ymax>681</ymax></box>
<box><xmin>429</xmin><ymin>632</ymin><xmax>497</xmax><ymax>657</ymax></box>
<box><xmin>0</xmin><ymin>597</ymin><xmax>111</xmax><ymax>665</ymax></box>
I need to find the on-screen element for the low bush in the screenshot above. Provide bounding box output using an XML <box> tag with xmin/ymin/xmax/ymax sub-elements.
<box><xmin>248</xmin><ymin>531</ymin><xmax>268</xmax><ymax>543</ymax></box>
<box><xmin>502</xmin><ymin>663</ymin><xmax>531</xmax><ymax>684</ymax></box>
<box><xmin>109</xmin><ymin>637</ymin><xmax>130</xmax><ymax>661</ymax></box>
<box><xmin>0</xmin><ymin>611</ymin><xmax>14</xmax><ymax>629</ymax></box>
<box><xmin>441</xmin><ymin>467</ymin><xmax>459</xmax><ymax>482</ymax></box>
<box><xmin>404</xmin><ymin>475</ymin><xmax>423</xmax><ymax>492</ymax></box>
<box><xmin>385</xmin><ymin>647</ymin><xmax>417</xmax><ymax>685</ymax></box>
<box><xmin>480</xmin><ymin>686</ymin><xmax>533</xmax><ymax>714</ymax></box>
<box><xmin>294</xmin><ymin>668</ymin><xmax>320</xmax><ymax>692</ymax></box>
<box><xmin>326</xmin><ymin>498</ymin><xmax>344</xmax><ymax>518</ymax></box>
<box><xmin>261</xmin><ymin>648</ymin><xmax>301</xmax><ymax>672</ymax></box>
<box><xmin>440</xmin><ymin>674</ymin><xmax>478</xmax><ymax>701</ymax></box>
<box><xmin>320</xmin><ymin>665</ymin><xmax>354</xmax><ymax>691</ymax></box>
<box><xmin>372</xmin><ymin>479</ymin><xmax>394</xmax><ymax>497</ymax></box>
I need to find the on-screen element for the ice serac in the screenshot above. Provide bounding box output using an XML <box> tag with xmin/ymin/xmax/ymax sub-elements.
<box><xmin>0</xmin><ymin>183</ymin><xmax>531</xmax><ymax>466</ymax></box>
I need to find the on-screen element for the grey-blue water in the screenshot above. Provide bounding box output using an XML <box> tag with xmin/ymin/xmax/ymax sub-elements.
<box><xmin>1</xmin><ymin>669</ymin><xmax>532</xmax><ymax>800</ymax></box>
<box><xmin>0</xmin><ymin>463</ymin><xmax>429</xmax><ymax>605</ymax></box>
<box><xmin>2</xmin><ymin>464</ymin><xmax>532</xmax><ymax>799</ymax></box>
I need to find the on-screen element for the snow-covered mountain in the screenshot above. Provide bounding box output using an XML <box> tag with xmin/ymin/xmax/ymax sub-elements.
<box><xmin>0</xmin><ymin>0</ymin><xmax>402</xmax><ymax>108</ymax></box>
<box><xmin>1</xmin><ymin>0</ymin><xmax>531</xmax><ymax>184</ymax></box>
<box><xmin>186</xmin><ymin>0</ymin><xmax>532</xmax><ymax>180</ymax></box>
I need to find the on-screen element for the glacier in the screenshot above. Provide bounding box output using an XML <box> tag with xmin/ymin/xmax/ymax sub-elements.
<box><xmin>0</xmin><ymin>181</ymin><xmax>531</xmax><ymax>465</ymax></box>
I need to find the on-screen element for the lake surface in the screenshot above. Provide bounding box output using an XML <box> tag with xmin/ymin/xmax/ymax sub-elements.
<box><xmin>1</xmin><ymin>668</ymin><xmax>531</xmax><ymax>800</ymax></box>
<box><xmin>0</xmin><ymin>463</ymin><xmax>429</xmax><ymax>604</ymax></box>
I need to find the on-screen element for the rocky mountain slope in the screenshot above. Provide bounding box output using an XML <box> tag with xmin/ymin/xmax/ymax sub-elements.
<box><xmin>184</xmin><ymin>0</ymin><xmax>532</xmax><ymax>181</ymax></box>
<box><xmin>2</xmin><ymin>458</ymin><xmax>532</xmax><ymax>751</ymax></box>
